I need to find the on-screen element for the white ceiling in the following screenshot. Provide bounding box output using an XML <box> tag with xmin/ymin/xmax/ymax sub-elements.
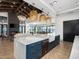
<box><xmin>24</xmin><ymin>0</ymin><xmax>79</xmax><ymax>15</ymax></box>
<box><xmin>43</xmin><ymin>0</ymin><xmax>79</xmax><ymax>14</ymax></box>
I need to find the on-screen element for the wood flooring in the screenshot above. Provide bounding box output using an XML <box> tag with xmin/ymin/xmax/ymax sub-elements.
<box><xmin>0</xmin><ymin>38</ymin><xmax>14</xmax><ymax>59</ymax></box>
<box><xmin>41</xmin><ymin>41</ymin><xmax>72</xmax><ymax>59</ymax></box>
<box><xmin>0</xmin><ymin>38</ymin><xmax>72</xmax><ymax>59</ymax></box>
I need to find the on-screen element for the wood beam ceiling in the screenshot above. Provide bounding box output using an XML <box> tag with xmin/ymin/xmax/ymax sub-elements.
<box><xmin>16</xmin><ymin>1</ymin><xmax>31</xmax><ymax>17</ymax></box>
<box><xmin>1</xmin><ymin>0</ymin><xmax>23</xmax><ymax>3</ymax></box>
<box><xmin>0</xmin><ymin>0</ymin><xmax>42</xmax><ymax>18</ymax></box>
<box><xmin>0</xmin><ymin>1</ymin><xmax>21</xmax><ymax>11</ymax></box>
<box><xmin>16</xmin><ymin>1</ymin><xmax>42</xmax><ymax>18</ymax></box>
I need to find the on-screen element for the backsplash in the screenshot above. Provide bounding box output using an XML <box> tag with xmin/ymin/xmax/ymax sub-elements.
<box><xmin>28</xmin><ymin>24</ymin><xmax>55</xmax><ymax>34</ymax></box>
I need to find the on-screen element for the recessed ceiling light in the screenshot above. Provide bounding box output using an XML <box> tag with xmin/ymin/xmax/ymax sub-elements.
<box><xmin>53</xmin><ymin>1</ymin><xmax>57</xmax><ymax>5</ymax></box>
<box><xmin>77</xmin><ymin>1</ymin><xmax>79</xmax><ymax>4</ymax></box>
<box><xmin>49</xmin><ymin>1</ymin><xmax>57</xmax><ymax>6</ymax></box>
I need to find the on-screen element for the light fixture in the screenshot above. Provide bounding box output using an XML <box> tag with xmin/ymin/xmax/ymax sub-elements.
<box><xmin>39</xmin><ymin>14</ymin><xmax>46</xmax><ymax>22</ymax></box>
<box><xmin>18</xmin><ymin>15</ymin><xmax>26</xmax><ymax>21</ymax></box>
<box><xmin>29</xmin><ymin>10</ymin><xmax>38</xmax><ymax>22</ymax></box>
<box><xmin>53</xmin><ymin>1</ymin><xmax>57</xmax><ymax>5</ymax></box>
<box><xmin>50</xmin><ymin>1</ymin><xmax>57</xmax><ymax>6</ymax></box>
<box><xmin>77</xmin><ymin>1</ymin><xmax>79</xmax><ymax>4</ymax></box>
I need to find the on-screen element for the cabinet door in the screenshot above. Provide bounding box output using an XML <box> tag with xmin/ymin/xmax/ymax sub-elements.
<box><xmin>41</xmin><ymin>39</ymin><xmax>49</xmax><ymax>56</ymax></box>
<box><xmin>63</xmin><ymin>34</ymin><xmax>74</xmax><ymax>42</ymax></box>
<box><xmin>63</xmin><ymin>21</ymin><xmax>75</xmax><ymax>42</ymax></box>
<box><xmin>27</xmin><ymin>42</ymin><xmax>41</xmax><ymax>59</ymax></box>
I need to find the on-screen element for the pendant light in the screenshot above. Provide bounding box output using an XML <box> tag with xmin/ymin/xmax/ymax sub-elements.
<box><xmin>39</xmin><ymin>13</ymin><xmax>46</xmax><ymax>22</ymax></box>
<box><xmin>17</xmin><ymin>15</ymin><xmax>26</xmax><ymax>21</ymax></box>
<box><xmin>29</xmin><ymin>10</ymin><xmax>38</xmax><ymax>22</ymax></box>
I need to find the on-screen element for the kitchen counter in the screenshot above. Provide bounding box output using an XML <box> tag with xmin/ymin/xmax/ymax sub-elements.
<box><xmin>14</xmin><ymin>34</ymin><xmax>51</xmax><ymax>59</ymax></box>
<box><xmin>14</xmin><ymin>33</ymin><xmax>59</xmax><ymax>59</ymax></box>
<box><xmin>69</xmin><ymin>36</ymin><xmax>79</xmax><ymax>59</ymax></box>
<box><xmin>14</xmin><ymin>33</ymin><xmax>55</xmax><ymax>45</ymax></box>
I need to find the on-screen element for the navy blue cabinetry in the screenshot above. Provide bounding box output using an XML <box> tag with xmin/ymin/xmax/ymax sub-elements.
<box><xmin>26</xmin><ymin>41</ymin><xmax>42</xmax><ymax>59</ymax></box>
<box><xmin>41</xmin><ymin>39</ymin><xmax>49</xmax><ymax>56</ymax></box>
<box><xmin>49</xmin><ymin>35</ymin><xmax>60</xmax><ymax>51</ymax></box>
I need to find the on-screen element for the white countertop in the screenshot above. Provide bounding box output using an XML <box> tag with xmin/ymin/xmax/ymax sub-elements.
<box><xmin>69</xmin><ymin>36</ymin><xmax>79</xmax><ymax>59</ymax></box>
<box><xmin>14</xmin><ymin>33</ymin><xmax>55</xmax><ymax>45</ymax></box>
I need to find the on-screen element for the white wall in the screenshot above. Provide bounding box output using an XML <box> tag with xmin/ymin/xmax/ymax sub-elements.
<box><xmin>0</xmin><ymin>12</ymin><xmax>8</xmax><ymax>17</ymax></box>
<box><xmin>56</xmin><ymin>10</ymin><xmax>79</xmax><ymax>41</ymax></box>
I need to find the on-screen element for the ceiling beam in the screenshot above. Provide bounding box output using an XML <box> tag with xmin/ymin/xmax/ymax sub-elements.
<box><xmin>0</xmin><ymin>9</ymin><xmax>13</xmax><ymax>12</ymax></box>
<box><xmin>16</xmin><ymin>10</ymin><xmax>28</xmax><ymax>18</ymax></box>
<box><xmin>0</xmin><ymin>7</ymin><xmax>15</xmax><ymax>9</ymax></box>
<box><xmin>24</xmin><ymin>3</ymin><xmax>32</xmax><ymax>11</ymax></box>
<box><xmin>2</xmin><ymin>0</ymin><xmax>22</xmax><ymax>4</ymax></box>
<box><xmin>0</xmin><ymin>1</ymin><xmax>20</xmax><ymax>8</ymax></box>
<box><xmin>0</xmin><ymin>5</ymin><xmax>16</xmax><ymax>9</ymax></box>
<box><xmin>0</xmin><ymin>0</ymin><xmax>42</xmax><ymax>18</ymax></box>
<box><xmin>20</xmin><ymin>8</ymin><xmax>29</xmax><ymax>16</ymax></box>
<box><xmin>16</xmin><ymin>1</ymin><xmax>25</xmax><ymax>11</ymax></box>
<box><xmin>0</xmin><ymin>1</ymin><xmax>20</xmax><ymax>12</ymax></box>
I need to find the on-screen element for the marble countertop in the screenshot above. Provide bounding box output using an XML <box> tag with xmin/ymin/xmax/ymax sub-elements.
<box><xmin>14</xmin><ymin>34</ymin><xmax>54</xmax><ymax>45</ymax></box>
<box><xmin>15</xmin><ymin>35</ymin><xmax>48</xmax><ymax>45</ymax></box>
<box><xmin>69</xmin><ymin>36</ymin><xmax>79</xmax><ymax>59</ymax></box>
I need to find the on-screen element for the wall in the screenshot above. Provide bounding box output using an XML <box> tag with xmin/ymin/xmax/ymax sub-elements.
<box><xmin>8</xmin><ymin>11</ymin><xmax>19</xmax><ymax>35</ymax></box>
<box><xmin>56</xmin><ymin>10</ymin><xmax>79</xmax><ymax>41</ymax></box>
<box><xmin>0</xmin><ymin>11</ymin><xmax>19</xmax><ymax>36</ymax></box>
<box><xmin>0</xmin><ymin>12</ymin><xmax>8</xmax><ymax>17</ymax></box>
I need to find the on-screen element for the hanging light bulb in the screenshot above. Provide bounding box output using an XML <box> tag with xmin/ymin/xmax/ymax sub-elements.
<box><xmin>39</xmin><ymin>13</ymin><xmax>46</xmax><ymax>22</ymax></box>
<box><xmin>17</xmin><ymin>15</ymin><xmax>26</xmax><ymax>21</ymax></box>
<box><xmin>29</xmin><ymin>10</ymin><xmax>38</xmax><ymax>22</ymax></box>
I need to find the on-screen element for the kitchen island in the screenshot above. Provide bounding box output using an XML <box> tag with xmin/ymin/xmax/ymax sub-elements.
<box><xmin>69</xmin><ymin>36</ymin><xmax>79</xmax><ymax>59</ymax></box>
<box><xmin>14</xmin><ymin>34</ymin><xmax>60</xmax><ymax>59</ymax></box>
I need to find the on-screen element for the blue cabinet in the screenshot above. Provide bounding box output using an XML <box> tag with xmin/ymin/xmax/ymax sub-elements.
<box><xmin>41</xmin><ymin>39</ymin><xmax>49</xmax><ymax>56</ymax></box>
<box><xmin>26</xmin><ymin>41</ymin><xmax>42</xmax><ymax>59</ymax></box>
<box><xmin>48</xmin><ymin>35</ymin><xmax>60</xmax><ymax>51</ymax></box>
